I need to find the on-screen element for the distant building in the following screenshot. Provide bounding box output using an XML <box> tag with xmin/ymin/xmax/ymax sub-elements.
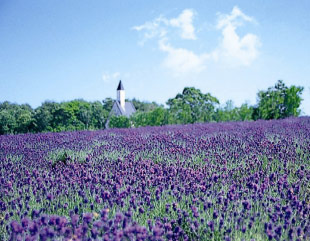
<box><xmin>105</xmin><ymin>80</ymin><xmax>136</xmax><ymax>128</ymax></box>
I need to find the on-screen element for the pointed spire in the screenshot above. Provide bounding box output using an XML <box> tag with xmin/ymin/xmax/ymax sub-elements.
<box><xmin>117</xmin><ymin>80</ymin><xmax>124</xmax><ymax>90</ymax></box>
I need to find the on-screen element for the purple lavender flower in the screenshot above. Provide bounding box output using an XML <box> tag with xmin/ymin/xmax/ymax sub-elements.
<box><xmin>138</xmin><ymin>207</ymin><xmax>144</xmax><ymax>214</ymax></box>
<box><xmin>83</xmin><ymin>213</ymin><xmax>93</xmax><ymax>224</ymax></box>
<box><xmin>10</xmin><ymin>221</ymin><xmax>23</xmax><ymax>234</ymax></box>
<box><xmin>208</xmin><ymin>221</ymin><xmax>214</xmax><ymax>232</ymax></box>
<box><xmin>71</xmin><ymin>214</ymin><xmax>79</xmax><ymax>226</ymax></box>
<box><xmin>46</xmin><ymin>193</ymin><xmax>53</xmax><ymax>201</ymax></box>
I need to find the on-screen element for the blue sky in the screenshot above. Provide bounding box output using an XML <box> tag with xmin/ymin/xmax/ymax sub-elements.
<box><xmin>0</xmin><ymin>0</ymin><xmax>309</xmax><ymax>115</ymax></box>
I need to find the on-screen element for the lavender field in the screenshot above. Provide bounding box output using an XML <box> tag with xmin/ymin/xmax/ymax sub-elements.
<box><xmin>1</xmin><ymin>117</ymin><xmax>310</xmax><ymax>241</ymax></box>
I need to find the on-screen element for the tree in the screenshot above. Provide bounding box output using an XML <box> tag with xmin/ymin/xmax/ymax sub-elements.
<box><xmin>33</xmin><ymin>102</ymin><xmax>54</xmax><ymax>132</ymax></box>
<box><xmin>15</xmin><ymin>105</ymin><xmax>34</xmax><ymax>133</ymax></box>
<box><xmin>214</xmin><ymin>100</ymin><xmax>234</xmax><ymax>122</ymax></box>
<box><xmin>49</xmin><ymin>100</ymin><xmax>87</xmax><ymax>131</ymax></box>
<box><xmin>76</xmin><ymin>101</ymin><xmax>92</xmax><ymax>129</ymax></box>
<box><xmin>102</xmin><ymin>98</ymin><xmax>114</xmax><ymax>112</ymax></box>
<box><xmin>131</xmin><ymin>98</ymin><xmax>161</xmax><ymax>112</ymax></box>
<box><xmin>167</xmin><ymin>87</ymin><xmax>219</xmax><ymax>124</ymax></box>
<box><xmin>238</xmin><ymin>103</ymin><xmax>254</xmax><ymax>121</ymax></box>
<box><xmin>90</xmin><ymin>101</ymin><xmax>108</xmax><ymax>129</ymax></box>
<box><xmin>0</xmin><ymin>109</ymin><xmax>16</xmax><ymax>134</ymax></box>
<box><xmin>130</xmin><ymin>111</ymin><xmax>149</xmax><ymax>127</ymax></box>
<box><xmin>131</xmin><ymin>107</ymin><xmax>167</xmax><ymax>127</ymax></box>
<box><xmin>148</xmin><ymin>107</ymin><xmax>166</xmax><ymax>126</ymax></box>
<box><xmin>214</xmin><ymin>100</ymin><xmax>254</xmax><ymax>122</ymax></box>
<box><xmin>283</xmin><ymin>85</ymin><xmax>304</xmax><ymax>117</ymax></box>
<box><xmin>109</xmin><ymin>115</ymin><xmax>131</xmax><ymax>128</ymax></box>
<box><xmin>0</xmin><ymin>102</ymin><xmax>34</xmax><ymax>134</ymax></box>
<box><xmin>256</xmin><ymin>80</ymin><xmax>304</xmax><ymax>120</ymax></box>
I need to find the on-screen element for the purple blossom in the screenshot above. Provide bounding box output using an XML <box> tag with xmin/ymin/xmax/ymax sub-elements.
<box><xmin>10</xmin><ymin>221</ymin><xmax>23</xmax><ymax>234</ymax></box>
<box><xmin>83</xmin><ymin>213</ymin><xmax>93</xmax><ymax>224</ymax></box>
<box><xmin>1</xmin><ymin>117</ymin><xmax>310</xmax><ymax>240</ymax></box>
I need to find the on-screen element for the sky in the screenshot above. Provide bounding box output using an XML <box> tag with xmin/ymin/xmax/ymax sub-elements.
<box><xmin>0</xmin><ymin>0</ymin><xmax>309</xmax><ymax>115</ymax></box>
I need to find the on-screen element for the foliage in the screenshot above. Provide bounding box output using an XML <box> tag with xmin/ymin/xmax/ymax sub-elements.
<box><xmin>255</xmin><ymin>80</ymin><xmax>304</xmax><ymax>120</ymax></box>
<box><xmin>33</xmin><ymin>101</ymin><xmax>56</xmax><ymax>132</ymax></box>
<box><xmin>51</xmin><ymin>151</ymin><xmax>70</xmax><ymax>168</ymax></box>
<box><xmin>238</xmin><ymin>103</ymin><xmax>254</xmax><ymax>121</ymax></box>
<box><xmin>109</xmin><ymin>115</ymin><xmax>131</xmax><ymax>128</ymax></box>
<box><xmin>0</xmin><ymin>109</ymin><xmax>16</xmax><ymax>134</ymax></box>
<box><xmin>0</xmin><ymin>102</ymin><xmax>34</xmax><ymax>134</ymax></box>
<box><xmin>167</xmin><ymin>87</ymin><xmax>219</xmax><ymax>124</ymax></box>
<box><xmin>131</xmin><ymin>98</ymin><xmax>161</xmax><ymax>112</ymax></box>
<box><xmin>102</xmin><ymin>97</ymin><xmax>114</xmax><ymax>112</ymax></box>
<box><xmin>131</xmin><ymin>107</ymin><xmax>168</xmax><ymax>127</ymax></box>
<box><xmin>214</xmin><ymin>101</ymin><xmax>254</xmax><ymax>122</ymax></box>
<box><xmin>90</xmin><ymin>101</ymin><xmax>109</xmax><ymax>129</ymax></box>
<box><xmin>0</xmin><ymin>80</ymin><xmax>305</xmax><ymax>134</ymax></box>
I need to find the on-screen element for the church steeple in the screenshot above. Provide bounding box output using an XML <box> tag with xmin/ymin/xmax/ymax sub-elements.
<box><xmin>117</xmin><ymin>80</ymin><xmax>124</xmax><ymax>90</ymax></box>
<box><xmin>117</xmin><ymin>80</ymin><xmax>125</xmax><ymax>110</ymax></box>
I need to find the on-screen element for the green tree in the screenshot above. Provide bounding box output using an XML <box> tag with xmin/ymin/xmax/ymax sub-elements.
<box><xmin>215</xmin><ymin>101</ymin><xmax>254</xmax><ymax>122</ymax></box>
<box><xmin>283</xmin><ymin>85</ymin><xmax>304</xmax><ymax>117</ymax></box>
<box><xmin>215</xmin><ymin>101</ymin><xmax>233</xmax><ymax>122</ymax></box>
<box><xmin>50</xmin><ymin>100</ymin><xmax>85</xmax><ymax>131</ymax></box>
<box><xmin>109</xmin><ymin>115</ymin><xmax>131</xmax><ymax>128</ymax></box>
<box><xmin>102</xmin><ymin>98</ymin><xmax>114</xmax><ymax>112</ymax></box>
<box><xmin>0</xmin><ymin>102</ymin><xmax>34</xmax><ymax>134</ymax></box>
<box><xmin>90</xmin><ymin>101</ymin><xmax>108</xmax><ymax>129</ymax></box>
<box><xmin>130</xmin><ymin>111</ymin><xmax>149</xmax><ymax>127</ymax></box>
<box><xmin>0</xmin><ymin>109</ymin><xmax>16</xmax><ymax>134</ymax></box>
<box><xmin>76</xmin><ymin>101</ymin><xmax>92</xmax><ymax>129</ymax></box>
<box><xmin>256</xmin><ymin>80</ymin><xmax>304</xmax><ymax>120</ymax></box>
<box><xmin>167</xmin><ymin>87</ymin><xmax>219</xmax><ymax>124</ymax></box>
<box><xmin>238</xmin><ymin>103</ymin><xmax>254</xmax><ymax>121</ymax></box>
<box><xmin>33</xmin><ymin>101</ymin><xmax>58</xmax><ymax>132</ymax></box>
<box><xmin>131</xmin><ymin>107</ymin><xmax>167</xmax><ymax>127</ymax></box>
<box><xmin>148</xmin><ymin>107</ymin><xmax>166</xmax><ymax>126</ymax></box>
<box><xmin>131</xmin><ymin>98</ymin><xmax>161</xmax><ymax>112</ymax></box>
<box><xmin>15</xmin><ymin>104</ymin><xmax>34</xmax><ymax>133</ymax></box>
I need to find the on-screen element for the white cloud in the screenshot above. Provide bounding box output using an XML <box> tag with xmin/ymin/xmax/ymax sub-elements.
<box><xmin>133</xmin><ymin>9</ymin><xmax>204</xmax><ymax>75</ymax></box>
<box><xmin>217</xmin><ymin>6</ymin><xmax>254</xmax><ymax>29</ymax></box>
<box><xmin>132</xmin><ymin>9</ymin><xmax>196</xmax><ymax>42</ymax></box>
<box><xmin>133</xmin><ymin>6</ymin><xmax>260</xmax><ymax>75</ymax></box>
<box><xmin>132</xmin><ymin>16</ymin><xmax>168</xmax><ymax>45</ymax></box>
<box><xmin>169</xmin><ymin>9</ymin><xmax>196</xmax><ymax>40</ymax></box>
<box><xmin>159</xmin><ymin>39</ymin><xmax>210</xmax><ymax>76</ymax></box>
<box><xmin>214</xmin><ymin>6</ymin><xmax>260</xmax><ymax>66</ymax></box>
<box><xmin>102</xmin><ymin>72</ymin><xmax>120</xmax><ymax>83</ymax></box>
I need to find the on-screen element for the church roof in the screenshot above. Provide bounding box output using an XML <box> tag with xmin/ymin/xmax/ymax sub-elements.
<box><xmin>114</xmin><ymin>101</ymin><xmax>136</xmax><ymax>117</ymax></box>
<box><xmin>105</xmin><ymin>101</ymin><xmax>136</xmax><ymax>128</ymax></box>
<box><xmin>117</xmin><ymin>80</ymin><xmax>124</xmax><ymax>90</ymax></box>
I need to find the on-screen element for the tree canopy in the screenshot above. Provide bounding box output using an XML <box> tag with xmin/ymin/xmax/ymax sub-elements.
<box><xmin>166</xmin><ymin>87</ymin><xmax>219</xmax><ymax>124</ymax></box>
<box><xmin>255</xmin><ymin>80</ymin><xmax>304</xmax><ymax>120</ymax></box>
<box><xmin>0</xmin><ymin>80</ymin><xmax>305</xmax><ymax>134</ymax></box>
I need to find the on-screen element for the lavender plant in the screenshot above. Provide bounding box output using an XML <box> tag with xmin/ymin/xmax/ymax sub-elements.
<box><xmin>0</xmin><ymin>118</ymin><xmax>310</xmax><ymax>240</ymax></box>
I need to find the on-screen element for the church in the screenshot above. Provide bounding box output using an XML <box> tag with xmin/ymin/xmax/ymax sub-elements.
<box><xmin>105</xmin><ymin>80</ymin><xmax>136</xmax><ymax>128</ymax></box>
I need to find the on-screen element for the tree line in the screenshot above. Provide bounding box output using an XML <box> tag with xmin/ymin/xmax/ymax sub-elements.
<box><xmin>0</xmin><ymin>80</ymin><xmax>304</xmax><ymax>134</ymax></box>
